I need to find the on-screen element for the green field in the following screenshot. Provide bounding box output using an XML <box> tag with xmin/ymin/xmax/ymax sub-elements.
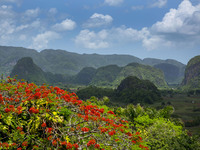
<box><xmin>151</xmin><ymin>94</ymin><xmax>200</xmax><ymax>134</ymax></box>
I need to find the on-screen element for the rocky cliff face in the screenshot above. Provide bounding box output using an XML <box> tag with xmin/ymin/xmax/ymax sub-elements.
<box><xmin>182</xmin><ymin>55</ymin><xmax>200</xmax><ymax>88</ymax></box>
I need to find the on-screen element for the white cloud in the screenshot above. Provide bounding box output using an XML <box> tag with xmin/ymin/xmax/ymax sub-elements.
<box><xmin>0</xmin><ymin>5</ymin><xmax>15</xmax><ymax>19</ymax></box>
<box><xmin>132</xmin><ymin>6</ymin><xmax>144</xmax><ymax>11</ymax></box>
<box><xmin>0</xmin><ymin>0</ymin><xmax>19</xmax><ymax>3</ymax></box>
<box><xmin>75</xmin><ymin>27</ymin><xmax>150</xmax><ymax>49</ymax></box>
<box><xmin>152</xmin><ymin>0</ymin><xmax>199</xmax><ymax>34</ymax></box>
<box><xmin>150</xmin><ymin>0</ymin><xmax>167</xmax><ymax>8</ymax></box>
<box><xmin>30</xmin><ymin>31</ymin><xmax>60</xmax><ymax>50</ymax></box>
<box><xmin>52</xmin><ymin>19</ymin><xmax>76</xmax><ymax>31</ymax></box>
<box><xmin>112</xmin><ymin>26</ymin><xmax>149</xmax><ymax>42</ymax></box>
<box><xmin>49</xmin><ymin>8</ymin><xmax>57</xmax><ymax>15</ymax></box>
<box><xmin>24</xmin><ymin>8</ymin><xmax>40</xmax><ymax>18</ymax></box>
<box><xmin>75</xmin><ymin>29</ymin><xmax>109</xmax><ymax>49</ymax></box>
<box><xmin>104</xmin><ymin>0</ymin><xmax>123</xmax><ymax>6</ymax></box>
<box><xmin>144</xmin><ymin>0</ymin><xmax>200</xmax><ymax>50</ymax></box>
<box><xmin>83</xmin><ymin>13</ymin><xmax>113</xmax><ymax>28</ymax></box>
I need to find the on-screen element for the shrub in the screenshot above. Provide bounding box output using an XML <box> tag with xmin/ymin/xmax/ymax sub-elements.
<box><xmin>0</xmin><ymin>77</ymin><xmax>148</xmax><ymax>149</ymax></box>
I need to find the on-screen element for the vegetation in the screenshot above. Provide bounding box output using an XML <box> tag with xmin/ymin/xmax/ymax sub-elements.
<box><xmin>77</xmin><ymin>86</ymin><xmax>114</xmax><ymax>100</ymax></box>
<box><xmin>0</xmin><ymin>77</ymin><xmax>148</xmax><ymax>149</ymax></box>
<box><xmin>0</xmin><ymin>77</ymin><xmax>199</xmax><ymax>149</ymax></box>
<box><xmin>182</xmin><ymin>55</ymin><xmax>200</xmax><ymax>89</ymax></box>
<box><xmin>114</xmin><ymin>76</ymin><xmax>162</xmax><ymax>104</ymax></box>
<box><xmin>78</xmin><ymin>76</ymin><xmax>162</xmax><ymax>105</ymax></box>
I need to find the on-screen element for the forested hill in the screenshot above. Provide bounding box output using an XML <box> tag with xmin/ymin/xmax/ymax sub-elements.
<box><xmin>0</xmin><ymin>46</ymin><xmax>185</xmax><ymax>84</ymax></box>
<box><xmin>182</xmin><ymin>55</ymin><xmax>200</xmax><ymax>89</ymax></box>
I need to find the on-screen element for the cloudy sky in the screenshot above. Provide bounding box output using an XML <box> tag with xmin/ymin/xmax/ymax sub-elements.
<box><xmin>0</xmin><ymin>0</ymin><xmax>200</xmax><ymax>64</ymax></box>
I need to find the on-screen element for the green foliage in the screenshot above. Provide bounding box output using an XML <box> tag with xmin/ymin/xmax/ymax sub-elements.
<box><xmin>123</xmin><ymin>104</ymin><xmax>200</xmax><ymax>150</ymax></box>
<box><xmin>0</xmin><ymin>78</ymin><xmax>148</xmax><ymax>149</ymax></box>
<box><xmin>114</xmin><ymin>76</ymin><xmax>162</xmax><ymax>104</ymax></box>
<box><xmin>77</xmin><ymin>86</ymin><xmax>114</xmax><ymax>100</ymax></box>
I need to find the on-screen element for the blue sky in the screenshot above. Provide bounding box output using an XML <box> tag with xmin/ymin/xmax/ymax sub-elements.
<box><xmin>0</xmin><ymin>0</ymin><xmax>200</xmax><ymax>64</ymax></box>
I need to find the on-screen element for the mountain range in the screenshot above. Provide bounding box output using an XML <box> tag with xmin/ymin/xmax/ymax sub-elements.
<box><xmin>10</xmin><ymin>57</ymin><xmax>168</xmax><ymax>88</ymax></box>
<box><xmin>0</xmin><ymin>46</ymin><xmax>186</xmax><ymax>85</ymax></box>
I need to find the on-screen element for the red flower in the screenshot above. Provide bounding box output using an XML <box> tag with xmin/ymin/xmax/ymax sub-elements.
<box><xmin>2</xmin><ymin>142</ymin><xmax>9</xmax><ymax>148</ymax></box>
<box><xmin>29</xmin><ymin>107</ymin><xmax>39</xmax><ymax>114</ymax></box>
<box><xmin>107</xmin><ymin>110</ymin><xmax>114</xmax><ymax>114</ymax></box>
<box><xmin>61</xmin><ymin>141</ymin><xmax>67</xmax><ymax>145</ymax></box>
<box><xmin>22</xmin><ymin>141</ymin><xmax>28</xmax><ymax>147</ymax></box>
<box><xmin>95</xmin><ymin>144</ymin><xmax>100</xmax><ymax>148</ymax></box>
<box><xmin>9</xmin><ymin>105</ymin><xmax>15</xmax><ymax>108</ymax></box>
<box><xmin>4</xmin><ymin>108</ymin><xmax>11</xmax><ymax>113</ymax></box>
<box><xmin>11</xmin><ymin>143</ymin><xmax>17</xmax><ymax>147</ymax></box>
<box><xmin>17</xmin><ymin>106</ymin><xmax>22</xmax><ymax>111</ymax></box>
<box><xmin>66</xmin><ymin>142</ymin><xmax>73</xmax><ymax>149</ymax></box>
<box><xmin>132</xmin><ymin>140</ymin><xmax>136</xmax><ymax>144</ymax></box>
<box><xmin>81</xmin><ymin>127</ymin><xmax>90</xmax><ymax>132</ymax></box>
<box><xmin>17</xmin><ymin>127</ymin><xmax>23</xmax><ymax>131</ymax></box>
<box><xmin>136</xmin><ymin>132</ymin><xmax>140</xmax><ymax>135</ymax></box>
<box><xmin>108</xmin><ymin>130</ymin><xmax>116</xmax><ymax>136</ymax></box>
<box><xmin>17</xmin><ymin>148</ymin><xmax>22</xmax><ymax>150</ymax></box>
<box><xmin>46</xmin><ymin>128</ymin><xmax>53</xmax><ymax>134</ymax></box>
<box><xmin>47</xmin><ymin>135</ymin><xmax>53</xmax><ymax>141</ymax></box>
<box><xmin>87</xmin><ymin>139</ymin><xmax>96</xmax><ymax>147</ymax></box>
<box><xmin>52</xmin><ymin>140</ymin><xmax>57</xmax><ymax>146</ymax></box>
<box><xmin>41</xmin><ymin>122</ymin><xmax>47</xmax><ymax>127</ymax></box>
<box><xmin>73</xmin><ymin>143</ymin><xmax>79</xmax><ymax>149</ymax></box>
<box><xmin>34</xmin><ymin>92</ymin><xmax>41</xmax><ymax>99</ymax></box>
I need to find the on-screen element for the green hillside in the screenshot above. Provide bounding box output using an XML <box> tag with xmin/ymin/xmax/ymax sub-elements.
<box><xmin>10</xmin><ymin>57</ymin><xmax>47</xmax><ymax>84</ymax></box>
<box><xmin>89</xmin><ymin>63</ymin><xmax>168</xmax><ymax>88</ymax></box>
<box><xmin>114</xmin><ymin>63</ymin><xmax>167</xmax><ymax>88</ymax></box>
<box><xmin>182</xmin><ymin>55</ymin><xmax>200</xmax><ymax>89</ymax></box>
<box><xmin>90</xmin><ymin>65</ymin><xmax>122</xmax><ymax>87</ymax></box>
<box><xmin>73</xmin><ymin>67</ymin><xmax>96</xmax><ymax>85</ymax></box>
<box><xmin>154</xmin><ymin>63</ymin><xmax>183</xmax><ymax>84</ymax></box>
<box><xmin>143</xmin><ymin>58</ymin><xmax>185</xmax><ymax>84</ymax></box>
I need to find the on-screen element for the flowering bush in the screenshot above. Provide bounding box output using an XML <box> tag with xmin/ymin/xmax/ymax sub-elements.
<box><xmin>0</xmin><ymin>77</ymin><xmax>148</xmax><ymax>149</ymax></box>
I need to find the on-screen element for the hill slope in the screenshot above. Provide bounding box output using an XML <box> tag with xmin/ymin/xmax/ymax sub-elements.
<box><xmin>143</xmin><ymin>58</ymin><xmax>185</xmax><ymax>84</ymax></box>
<box><xmin>82</xmin><ymin>63</ymin><xmax>168</xmax><ymax>88</ymax></box>
<box><xmin>182</xmin><ymin>55</ymin><xmax>200</xmax><ymax>89</ymax></box>
<box><xmin>10</xmin><ymin>57</ymin><xmax>47</xmax><ymax>84</ymax></box>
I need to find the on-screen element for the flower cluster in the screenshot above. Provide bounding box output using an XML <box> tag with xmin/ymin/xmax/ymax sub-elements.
<box><xmin>0</xmin><ymin>77</ymin><xmax>149</xmax><ymax>150</ymax></box>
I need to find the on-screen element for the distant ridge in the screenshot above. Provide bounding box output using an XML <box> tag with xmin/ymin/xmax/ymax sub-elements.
<box><xmin>0</xmin><ymin>45</ymin><xmax>185</xmax><ymax>84</ymax></box>
<box><xmin>10</xmin><ymin>57</ymin><xmax>168</xmax><ymax>88</ymax></box>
